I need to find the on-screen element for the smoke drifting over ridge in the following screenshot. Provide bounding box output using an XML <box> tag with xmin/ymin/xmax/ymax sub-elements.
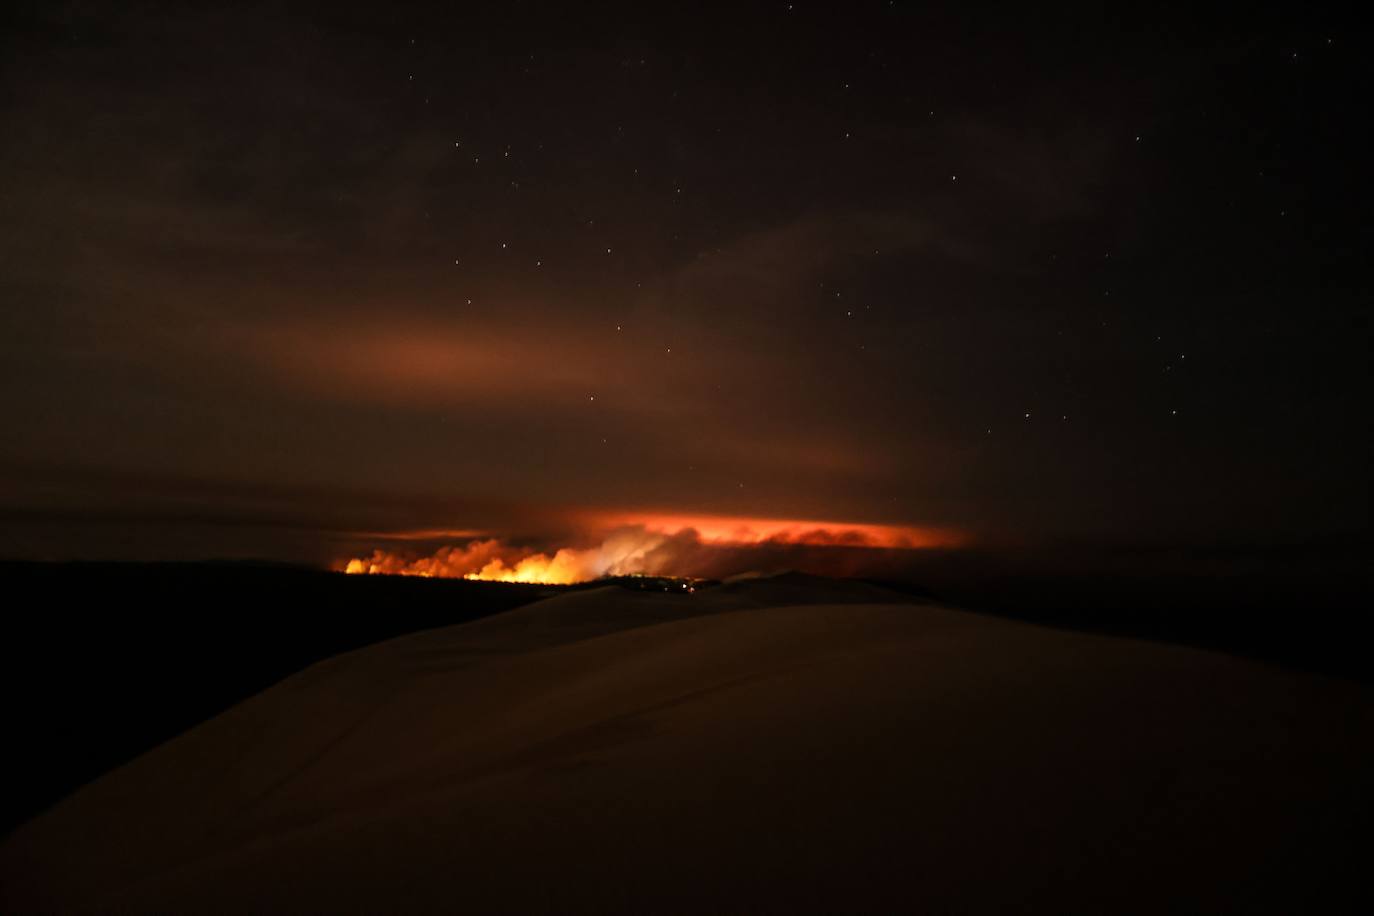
<box><xmin>341</xmin><ymin>516</ymin><xmax>963</xmax><ymax>584</ymax></box>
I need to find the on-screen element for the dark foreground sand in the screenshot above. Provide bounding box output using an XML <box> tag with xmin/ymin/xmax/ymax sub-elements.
<box><xmin>4</xmin><ymin>579</ymin><xmax>1372</xmax><ymax>913</ymax></box>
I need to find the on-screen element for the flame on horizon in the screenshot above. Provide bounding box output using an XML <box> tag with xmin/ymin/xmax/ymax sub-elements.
<box><xmin>340</xmin><ymin>514</ymin><xmax>962</xmax><ymax>585</ymax></box>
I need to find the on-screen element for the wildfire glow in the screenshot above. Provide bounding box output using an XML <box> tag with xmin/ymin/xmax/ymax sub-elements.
<box><xmin>340</xmin><ymin>513</ymin><xmax>963</xmax><ymax>585</ymax></box>
<box><xmin>579</xmin><ymin>511</ymin><xmax>954</xmax><ymax>550</ymax></box>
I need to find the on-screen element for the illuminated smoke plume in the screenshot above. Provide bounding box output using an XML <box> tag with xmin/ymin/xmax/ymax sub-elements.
<box><xmin>342</xmin><ymin>528</ymin><xmax>678</xmax><ymax>584</ymax></box>
<box><xmin>341</xmin><ymin>516</ymin><xmax>962</xmax><ymax>584</ymax></box>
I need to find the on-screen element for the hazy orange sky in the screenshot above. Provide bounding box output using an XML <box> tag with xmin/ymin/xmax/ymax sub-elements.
<box><xmin>1</xmin><ymin>5</ymin><xmax>1366</xmax><ymax>572</ymax></box>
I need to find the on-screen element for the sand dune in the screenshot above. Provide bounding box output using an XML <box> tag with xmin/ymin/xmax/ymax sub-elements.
<box><xmin>3</xmin><ymin>579</ymin><xmax>1372</xmax><ymax>913</ymax></box>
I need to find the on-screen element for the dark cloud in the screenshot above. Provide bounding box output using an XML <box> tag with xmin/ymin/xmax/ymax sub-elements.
<box><xmin>1</xmin><ymin>3</ymin><xmax>1366</xmax><ymax>564</ymax></box>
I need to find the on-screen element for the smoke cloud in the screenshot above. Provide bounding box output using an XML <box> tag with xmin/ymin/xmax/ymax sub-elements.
<box><xmin>341</xmin><ymin>516</ymin><xmax>963</xmax><ymax>583</ymax></box>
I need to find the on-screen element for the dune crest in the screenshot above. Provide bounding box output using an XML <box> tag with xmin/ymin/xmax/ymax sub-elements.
<box><xmin>3</xmin><ymin>583</ymin><xmax>1372</xmax><ymax>913</ymax></box>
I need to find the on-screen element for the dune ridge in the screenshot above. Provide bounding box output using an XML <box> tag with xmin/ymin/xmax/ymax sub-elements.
<box><xmin>3</xmin><ymin>579</ymin><xmax>1371</xmax><ymax>913</ymax></box>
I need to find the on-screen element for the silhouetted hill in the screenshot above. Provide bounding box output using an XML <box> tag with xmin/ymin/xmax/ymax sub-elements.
<box><xmin>6</xmin><ymin>589</ymin><xmax>1371</xmax><ymax>913</ymax></box>
<box><xmin>4</xmin><ymin>557</ymin><xmax>1369</xmax><ymax>841</ymax></box>
<box><xmin>715</xmin><ymin>571</ymin><xmax>924</xmax><ymax>606</ymax></box>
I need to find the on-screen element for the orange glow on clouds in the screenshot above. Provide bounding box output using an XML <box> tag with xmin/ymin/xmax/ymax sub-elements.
<box><xmin>581</xmin><ymin>511</ymin><xmax>957</xmax><ymax>550</ymax></box>
<box><xmin>340</xmin><ymin>512</ymin><xmax>963</xmax><ymax>584</ymax></box>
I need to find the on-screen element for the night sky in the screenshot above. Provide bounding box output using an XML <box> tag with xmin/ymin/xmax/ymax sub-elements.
<box><xmin>1</xmin><ymin>4</ymin><xmax>1367</xmax><ymax>571</ymax></box>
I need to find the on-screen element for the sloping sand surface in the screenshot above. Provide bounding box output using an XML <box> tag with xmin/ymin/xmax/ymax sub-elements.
<box><xmin>4</xmin><ymin>582</ymin><xmax>1372</xmax><ymax>913</ymax></box>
